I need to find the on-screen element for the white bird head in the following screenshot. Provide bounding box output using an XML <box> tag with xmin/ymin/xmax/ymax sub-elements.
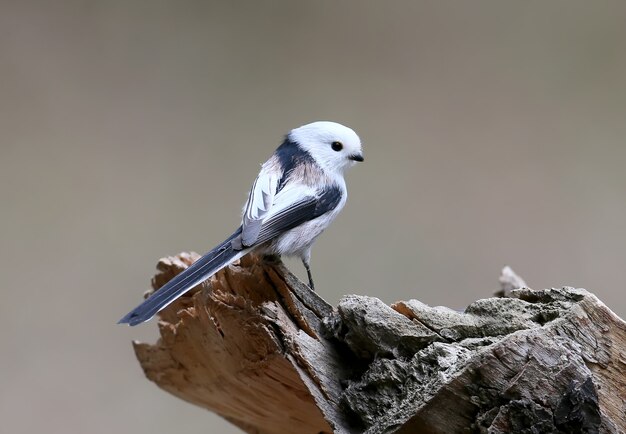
<box><xmin>289</xmin><ymin>121</ymin><xmax>364</xmax><ymax>175</ymax></box>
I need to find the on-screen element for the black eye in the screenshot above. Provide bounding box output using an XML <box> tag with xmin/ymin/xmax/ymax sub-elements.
<box><xmin>331</xmin><ymin>141</ymin><xmax>343</xmax><ymax>152</ymax></box>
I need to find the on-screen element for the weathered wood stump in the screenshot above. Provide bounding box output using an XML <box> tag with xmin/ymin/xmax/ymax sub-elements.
<box><xmin>131</xmin><ymin>253</ymin><xmax>626</xmax><ymax>433</ymax></box>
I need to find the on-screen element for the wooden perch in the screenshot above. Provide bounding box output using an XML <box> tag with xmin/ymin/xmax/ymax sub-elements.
<box><xmin>131</xmin><ymin>254</ymin><xmax>626</xmax><ymax>433</ymax></box>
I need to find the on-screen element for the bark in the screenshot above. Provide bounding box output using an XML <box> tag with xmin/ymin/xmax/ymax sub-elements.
<box><xmin>131</xmin><ymin>253</ymin><xmax>626</xmax><ymax>434</ymax></box>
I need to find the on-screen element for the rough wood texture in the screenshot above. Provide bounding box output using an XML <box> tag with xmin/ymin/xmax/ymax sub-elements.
<box><xmin>132</xmin><ymin>254</ymin><xmax>626</xmax><ymax>434</ymax></box>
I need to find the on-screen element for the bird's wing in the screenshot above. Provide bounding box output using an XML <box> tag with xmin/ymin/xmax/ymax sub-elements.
<box><xmin>253</xmin><ymin>184</ymin><xmax>343</xmax><ymax>245</ymax></box>
<box><xmin>241</xmin><ymin>169</ymin><xmax>279</xmax><ymax>246</ymax></box>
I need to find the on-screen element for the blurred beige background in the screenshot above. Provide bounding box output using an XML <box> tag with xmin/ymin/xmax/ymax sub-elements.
<box><xmin>1</xmin><ymin>1</ymin><xmax>625</xmax><ymax>433</ymax></box>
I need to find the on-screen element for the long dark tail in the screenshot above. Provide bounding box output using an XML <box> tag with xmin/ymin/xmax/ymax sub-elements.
<box><xmin>118</xmin><ymin>229</ymin><xmax>246</xmax><ymax>326</ymax></box>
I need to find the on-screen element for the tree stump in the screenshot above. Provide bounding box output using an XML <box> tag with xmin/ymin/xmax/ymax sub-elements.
<box><xmin>130</xmin><ymin>253</ymin><xmax>626</xmax><ymax>433</ymax></box>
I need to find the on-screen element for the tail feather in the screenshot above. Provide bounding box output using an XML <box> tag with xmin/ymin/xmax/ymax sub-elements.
<box><xmin>118</xmin><ymin>229</ymin><xmax>246</xmax><ymax>326</ymax></box>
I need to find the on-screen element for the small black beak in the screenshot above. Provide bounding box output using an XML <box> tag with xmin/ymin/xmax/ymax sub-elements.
<box><xmin>349</xmin><ymin>153</ymin><xmax>364</xmax><ymax>162</ymax></box>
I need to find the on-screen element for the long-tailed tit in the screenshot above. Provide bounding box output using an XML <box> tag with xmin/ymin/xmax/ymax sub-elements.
<box><xmin>118</xmin><ymin>121</ymin><xmax>363</xmax><ymax>326</ymax></box>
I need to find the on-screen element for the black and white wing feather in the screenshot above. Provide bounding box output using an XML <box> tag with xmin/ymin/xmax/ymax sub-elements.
<box><xmin>253</xmin><ymin>184</ymin><xmax>342</xmax><ymax>245</ymax></box>
<box><xmin>240</xmin><ymin>169</ymin><xmax>278</xmax><ymax>246</ymax></box>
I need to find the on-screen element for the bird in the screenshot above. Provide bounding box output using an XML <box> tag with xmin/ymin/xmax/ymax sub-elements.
<box><xmin>118</xmin><ymin>121</ymin><xmax>364</xmax><ymax>326</ymax></box>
